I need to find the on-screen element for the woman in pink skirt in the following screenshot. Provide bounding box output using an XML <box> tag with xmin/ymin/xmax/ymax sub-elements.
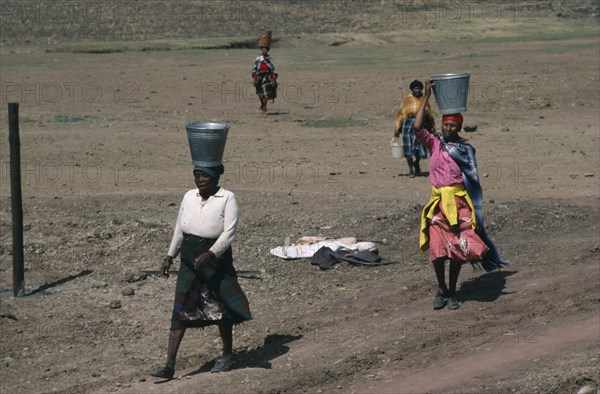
<box><xmin>412</xmin><ymin>80</ymin><xmax>507</xmax><ymax>310</ymax></box>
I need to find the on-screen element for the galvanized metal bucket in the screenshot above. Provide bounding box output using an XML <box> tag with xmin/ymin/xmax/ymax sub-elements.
<box><xmin>185</xmin><ymin>122</ymin><xmax>229</xmax><ymax>168</ymax></box>
<box><xmin>391</xmin><ymin>137</ymin><xmax>402</xmax><ymax>159</ymax></box>
<box><xmin>430</xmin><ymin>72</ymin><xmax>470</xmax><ymax>114</ymax></box>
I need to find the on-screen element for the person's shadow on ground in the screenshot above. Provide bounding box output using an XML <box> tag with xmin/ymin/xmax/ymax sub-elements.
<box><xmin>396</xmin><ymin>171</ymin><xmax>430</xmax><ymax>178</ymax></box>
<box><xmin>186</xmin><ymin>333</ymin><xmax>302</xmax><ymax>375</ymax></box>
<box><xmin>459</xmin><ymin>270</ymin><xmax>517</xmax><ymax>303</ymax></box>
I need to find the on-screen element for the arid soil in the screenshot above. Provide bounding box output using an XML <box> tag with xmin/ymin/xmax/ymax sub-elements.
<box><xmin>0</xmin><ymin>2</ymin><xmax>599</xmax><ymax>393</ymax></box>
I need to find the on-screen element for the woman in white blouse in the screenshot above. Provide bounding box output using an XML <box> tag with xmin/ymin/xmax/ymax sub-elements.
<box><xmin>151</xmin><ymin>165</ymin><xmax>251</xmax><ymax>380</ymax></box>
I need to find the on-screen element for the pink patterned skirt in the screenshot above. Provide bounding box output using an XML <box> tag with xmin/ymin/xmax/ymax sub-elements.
<box><xmin>428</xmin><ymin>196</ymin><xmax>489</xmax><ymax>262</ymax></box>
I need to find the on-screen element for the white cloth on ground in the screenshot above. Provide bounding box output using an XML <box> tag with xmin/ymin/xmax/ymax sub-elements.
<box><xmin>270</xmin><ymin>238</ymin><xmax>377</xmax><ymax>260</ymax></box>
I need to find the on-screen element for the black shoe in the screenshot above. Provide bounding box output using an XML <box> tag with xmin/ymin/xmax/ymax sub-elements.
<box><xmin>414</xmin><ymin>161</ymin><xmax>421</xmax><ymax>176</ymax></box>
<box><xmin>433</xmin><ymin>292</ymin><xmax>447</xmax><ymax>310</ymax></box>
<box><xmin>408</xmin><ymin>172</ymin><xmax>416</xmax><ymax>178</ymax></box>
<box><xmin>211</xmin><ymin>357</ymin><xmax>235</xmax><ymax>373</ymax></box>
<box><xmin>447</xmin><ymin>296</ymin><xmax>460</xmax><ymax>310</ymax></box>
<box><xmin>150</xmin><ymin>364</ymin><xmax>175</xmax><ymax>380</ymax></box>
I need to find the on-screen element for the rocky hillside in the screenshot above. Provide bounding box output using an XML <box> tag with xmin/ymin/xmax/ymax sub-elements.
<box><xmin>1</xmin><ymin>0</ymin><xmax>598</xmax><ymax>46</ymax></box>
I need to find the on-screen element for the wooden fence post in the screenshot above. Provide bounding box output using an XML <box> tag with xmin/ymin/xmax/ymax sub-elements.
<box><xmin>8</xmin><ymin>102</ymin><xmax>25</xmax><ymax>297</ymax></box>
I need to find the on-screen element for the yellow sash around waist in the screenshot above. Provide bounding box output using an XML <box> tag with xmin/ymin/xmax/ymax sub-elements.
<box><xmin>419</xmin><ymin>184</ymin><xmax>477</xmax><ymax>252</ymax></box>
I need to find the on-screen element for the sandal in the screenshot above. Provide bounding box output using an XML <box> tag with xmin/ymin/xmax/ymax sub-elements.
<box><xmin>211</xmin><ymin>357</ymin><xmax>235</xmax><ymax>373</ymax></box>
<box><xmin>150</xmin><ymin>364</ymin><xmax>175</xmax><ymax>380</ymax></box>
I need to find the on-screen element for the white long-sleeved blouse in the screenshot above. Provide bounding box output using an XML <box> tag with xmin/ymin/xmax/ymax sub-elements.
<box><xmin>167</xmin><ymin>187</ymin><xmax>239</xmax><ymax>258</ymax></box>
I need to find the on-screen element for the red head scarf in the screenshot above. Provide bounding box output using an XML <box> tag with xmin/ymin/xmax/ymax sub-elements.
<box><xmin>442</xmin><ymin>113</ymin><xmax>464</xmax><ymax>127</ymax></box>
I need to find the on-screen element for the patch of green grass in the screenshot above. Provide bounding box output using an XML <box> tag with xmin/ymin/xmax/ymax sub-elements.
<box><xmin>52</xmin><ymin>115</ymin><xmax>100</xmax><ymax>123</ymax></box>
<box><xmin>12</xmin><ymin>36</ymin><xmax>258</xmax><ymax>56</ymax></box>
<box><xmin>288</xmin><ymin>47</ymin><xmax>405</xmax><ymax>70</ymax></box>
<box><xmin>501</xmin><ymin>114</ymin><xmax>528</xmax><ymax>122</ymax></box>
<box><xmin>302</xmin><ymin>118</ymin><xmax>366</xmax><ymax>128</ymax></box>
<box><xmin>467</xmin><ymin>23</ymin><xmax>600</xmax><ymax>44</ymax></box>
<box><xmin>187</xmin><ymin>119</ymin><xmax>239</xmax><ymax>128</ymax></box>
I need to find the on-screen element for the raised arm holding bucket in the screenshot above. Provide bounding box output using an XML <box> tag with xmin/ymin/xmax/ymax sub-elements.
<box><xmin>151</xmin><ymin>122</ymin><xmax>251</xmax><ymax>380</ymax></box>
<box><xmin>412</xmin><ymin>79</ymin><xmax>508</xmax><ymax>311</ymax></box>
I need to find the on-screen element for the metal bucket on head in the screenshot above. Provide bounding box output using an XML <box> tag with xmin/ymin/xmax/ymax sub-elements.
<box><xmin>185</xmin><ymin>122</ymin><xmax>229</xmax><ymax>168</ymax></box>
<box><xmin>430</xmin><ymin>72</ymin><xmax>470</xmax><ymax>114</ymax></box>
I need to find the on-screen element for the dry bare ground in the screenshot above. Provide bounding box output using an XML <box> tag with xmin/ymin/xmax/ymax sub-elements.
<box><xmin>0</xmin><ymin>1</ymin><xmax>599</xmax><ymax>393</ymax></box>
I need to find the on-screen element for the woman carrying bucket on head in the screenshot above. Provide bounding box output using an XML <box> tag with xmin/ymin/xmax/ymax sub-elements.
<box><xmin>393</xmin><ymin>80</ymin><xmax>436</xmax><ymax>178</ymax></box>
<box><xmin>412</xmin><ymin>78</ymin><xmax>508</xmax><ymax>311</ymax></box>
<box><xmin>151</xmin><ymin>122</ymin><xmax>251</xmax><ymax>380</ymax></box>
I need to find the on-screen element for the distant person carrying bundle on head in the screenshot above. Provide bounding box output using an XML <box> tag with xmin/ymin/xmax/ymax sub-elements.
<box><xmin>252</xmin><ymin>45</ymin><xmax>278</xmax><ymax>114</ymax></box>
<box><xmin>412</xmin><ymin>79</ymin><xmax>508</xmax><ymax>311</ymax></box>
<box><xmin>393</xmin><ymin>80</ymin><xmax>436</xmax><ymax>178</ymax></box>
